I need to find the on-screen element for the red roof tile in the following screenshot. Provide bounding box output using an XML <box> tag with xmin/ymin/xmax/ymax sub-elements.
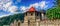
<box><xmin>28</xmin><ymin>7</ymin><xmax>36</xmax><ymax>12</ymax></box>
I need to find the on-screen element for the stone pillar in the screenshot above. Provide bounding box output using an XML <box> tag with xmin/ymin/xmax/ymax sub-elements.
<box><xmin>14</xmin><ymin>20</ymin><xmax>17</xmax><ymax>26</ymax></box>
<box><xmin>17</xmin><ymin>20</ymin><xmax>21</xmax><ymax>26</ymax></box>
<box><xmin>41</xmin><ymin>13</ymin><xmax>45</xmax><ymax>20</ymax></box>
<box><xmin>10</xmin><ymin>23</ymin><xmax>14</xmax><ymax>26</ymax></box>
<box><xmin>29</xmin><ymin>16</ymin><xmax>36</xmax><ymax>26</ymax></box>
<box><xmin>24</xmin><ymin>16</ymin><xmax>28</xmax><ymax>26</ymax></box>
<box><xmin>36</xmin><ymin>19</ymin><xmax>40</xmax><ymax>26</ymax></box>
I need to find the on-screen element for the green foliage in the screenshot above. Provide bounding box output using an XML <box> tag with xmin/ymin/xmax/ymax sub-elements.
<box><xmin>46</xmin><ymin>7</ymin><xmax>60</xmax><ymax>19</ymax></box>
<box><xmin>0</xmin><ymin>13</ymin><xmax>24</xmax><ymax>25</ymax></box>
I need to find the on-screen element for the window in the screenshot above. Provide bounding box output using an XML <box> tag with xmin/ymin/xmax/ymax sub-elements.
<box><xmin>18</xmin><ymin>22</ymin><xmax>20</xmax><ymax>26</ymax></box>
<box><xmin>31</xmin><ymin>13</ymin><xmax>33</xmax><ymax>16</ymax></box>
<box><xmin>37</xmin><ymin>13</ymin><xmax>38</xmax><ymax>16</ymax></box>
<box><xmin>26</xmin><ymin>13</ymin><xmax>27</xmax><ymax>16</ymax></box>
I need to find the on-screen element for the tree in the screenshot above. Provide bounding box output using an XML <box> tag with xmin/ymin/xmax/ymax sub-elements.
<box><xmin>46</xmin><ymin>7</ymin><xmax>60</xmax><ymax>19</ymax></box>
<box><xmin>0</xmin><ymin>13</ymin><xmax>24</xmax><ymax>25</ymax></box>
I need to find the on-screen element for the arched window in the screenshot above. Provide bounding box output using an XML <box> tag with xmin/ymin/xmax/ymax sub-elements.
<box><xmin>18</xmin><ymin>22</ymin><xmax>20</xmax><ymax>26</ymax></box>
<box><xmin>31</xmin><ymin>13</ymin><xmax>33</xmax><ymax>16</ymax></box>
<box><xmin>25</xmin><ymin>13</ymin><xmax>27</xmax><ymax>16</ymax></box>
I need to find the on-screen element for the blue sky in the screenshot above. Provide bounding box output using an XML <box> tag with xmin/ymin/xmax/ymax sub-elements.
<box><xmin>0</xmin><ymin>0</ymin><xmax>56</xmax><ymax>18</ymax></box>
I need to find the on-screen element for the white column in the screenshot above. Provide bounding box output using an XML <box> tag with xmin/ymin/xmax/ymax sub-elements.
<box><xmin>37</xmin><ymin>22</ymin><xmax>38</xmax><ymax>26</ymax></box>
<box><xmin>41</xmin><ymin>13</ymin><xmax>44</xmax><ymax>20</ymax></box>
<box><xmin>36</xmin><ymin>19</ymin><xmax>40</xmax><ymax>26</ymax></box>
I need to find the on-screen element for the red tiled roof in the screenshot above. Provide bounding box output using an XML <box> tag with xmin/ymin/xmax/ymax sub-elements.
<box><xmin>28</xmin><ymin>7</ymin><xmax>36</xmax><ymax>12</ymax></box>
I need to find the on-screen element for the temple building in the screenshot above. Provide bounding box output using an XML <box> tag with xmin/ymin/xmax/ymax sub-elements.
<box><xmin>10</xmin><ymin>7</ymin><xmax>46</xmax><ymax>26</ymax></box>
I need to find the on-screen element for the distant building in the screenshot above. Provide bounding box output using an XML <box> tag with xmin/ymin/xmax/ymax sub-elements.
<box><xmin>10</xmin><ymin>7</ymin><xmax>47</xmax><ymax>26</ymax></box>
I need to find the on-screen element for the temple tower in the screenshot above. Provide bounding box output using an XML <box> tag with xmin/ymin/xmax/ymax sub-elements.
<box><xmin>24</xmin><ymin>7</ymin><xmax>41</xmax><ymax>26</ymax></box>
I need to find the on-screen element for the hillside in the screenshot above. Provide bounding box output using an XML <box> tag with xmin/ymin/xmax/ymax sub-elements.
<box><xmin>0</xmin><ymin>13</ymin><xmax>24</xmax><ymax>25</ymax></box>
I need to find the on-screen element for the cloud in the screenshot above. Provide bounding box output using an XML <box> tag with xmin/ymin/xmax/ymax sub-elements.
<box><xmin>0</xmin><ymin>0</ymin><xmax>18</xmax><ymax>13</ymax></box>
<box><xmin>0</xmin><ymin>0</ymin><xmax>12</xmax><ymax>11</ymax></box>
<box><xmin>3</xmin><ymin>2</ymin><xmax>12</xmax><ymax>8</ymax></box>
<box><xmin>0</xmin><ymin>0</ymin><xmax>11</xmax><ymax>5</ymax></box>
<box><xmin>8</xmin><ymin>6</ymin><xmax>18</xmax><ymax>13</ymax></box>
<box><xmin>20</xmin><ymin>1</ymin><xmax>48</xmax><ymax>13</ymax></box>
<box><xmin>2</xmin><ymin>2</ymin><xmax>12</xmax><ymax>11</ymax></box>
<box><xmin>0</xmin><ymin>14</ymin><xmax>11</xmax><ymax>18</ymax></box>
<box><xmin>29</xmin><ymin>1</ymin><xmax>47</xmax><ymax>9</ymax></box>
<box><xmin>20</xmin><ymin>6</ymin><xmax>29</xmax><ymax>13</ymax></box>
<box><xmin>20</xmin><ymin>6</ymin><xmax>26</xmax><ymax>11</ymax></box>
<box><xmin>39</xmin><ymin>1</ymin><xmax>46</xmax><ymax>9</ymax></box>
<box><xmin>30</xmin><ymin>3</ymin><xmax>39</xmax><ymax>8</ymax></box>
<box><xmin>0</xmin><ymin>0</ymin><xmax>19</xmax><ymax>17</ymax></box>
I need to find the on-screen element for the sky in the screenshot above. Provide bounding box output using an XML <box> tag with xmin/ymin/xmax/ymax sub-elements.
<box><xmin>0</xmin><ymin>0</ymin><xmax>56</xmax><ymax>18</ymax></box>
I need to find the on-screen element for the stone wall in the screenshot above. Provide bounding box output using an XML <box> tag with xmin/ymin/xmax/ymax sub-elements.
<box><xmin>39</xmin><ymin>20</ymin><xmax>60</xmax><ymax>26</ymax></box>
